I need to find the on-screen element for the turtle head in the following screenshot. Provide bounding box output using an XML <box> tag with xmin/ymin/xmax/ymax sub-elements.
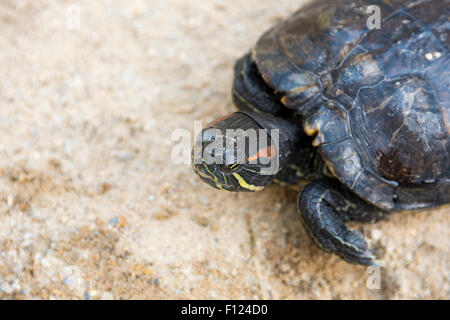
<box><xmin>192</xmin><ymin>112</ymin><xmax>294</xmax><ymax>192</ymax></box>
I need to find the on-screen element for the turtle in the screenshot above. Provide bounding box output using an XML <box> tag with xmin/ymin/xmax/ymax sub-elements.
<box><xmin>191</xmin><ymin>0</ymin><xmax>449</xmax><ymax>265</ymax></box>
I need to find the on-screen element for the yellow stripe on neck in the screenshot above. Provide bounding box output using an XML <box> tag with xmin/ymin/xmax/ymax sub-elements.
<box><xmin>232</xmin><ymin>173</ymin><xmax>264</xmax><ymax>191</ymax></box>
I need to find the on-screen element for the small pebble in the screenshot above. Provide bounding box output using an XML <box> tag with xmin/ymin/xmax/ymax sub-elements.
<box><xmin>117</xmin><ymin>151</ymin><xmax>134</xmax><ymax>161</ymax></box>
<box><xmin>95</xmin><ymin>218</ymin><xmax>105</xmax><ymax>226</ymax></box>
<box><xmin>109</xmin><ymin>217</ymin><xmax>118</xmax><ymax>226</ymax></box>
<box><xmin>118</xmin><ymin>216</ymin><xmax>127</xmax><ymax>228</ymax></box>
<box><xmin>279</xmin><ymin>263</ymin><xmax>290</xmax><ymax>273</ymax></box>
<box><xmin>99</xmin><ymin>182</ymin><xmax>111</xmax><ymax>194</ymax></box>
<box><xmin>18</xmin><ymin>202</ymin><xmax>28</xmax><ymax>212</ymax></box>
<box><xmin>371</xmin><ymin>229</ymin><xmax>383</xmax><ymax>241</ymax></box>
<box><xmin>100</xmin><ymin>292</ymin><xmax>114</xmax><ymax>300</ymax></box>
<box><xmin>0</xmin><ymin>282</ymin><xmax>13</xmax><ymax>294</ymax></box>
<box><xmin>142</xmin><ymin>267</ymin><xmax>152</xmax><ymax>276</ymax></box>
<box><xmin>7</xmin><ymin>195</ymin><xmax>15</xmax><ymax>207</ymax></box>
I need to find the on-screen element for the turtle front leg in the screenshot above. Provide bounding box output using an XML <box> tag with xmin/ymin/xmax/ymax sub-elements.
<box><xmin>297</xmin><ymin>179</ymin><xmax>390</xmax><ymax>266</ymax></box>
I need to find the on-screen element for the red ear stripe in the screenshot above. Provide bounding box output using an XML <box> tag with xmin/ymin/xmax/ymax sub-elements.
<box><xmin>207</xmin><ymin>114</ymin><xmax>233</xmax><ymax>127</ymax></box>
<box><xmin>247</xmin><ymin>145</ymin><xmax>275</xmax><ymax>162</ymax></box>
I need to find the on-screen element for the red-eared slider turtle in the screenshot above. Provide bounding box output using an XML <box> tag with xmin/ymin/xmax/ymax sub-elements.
<box><xmin>192</xmin><ymin>0</ymin><xmax>449</xmax><ymax>265</ymax></box>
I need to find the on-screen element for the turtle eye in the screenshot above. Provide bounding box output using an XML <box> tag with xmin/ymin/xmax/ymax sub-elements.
<box><xmin>219</xmin><ymin>163</ymin><xmax>240</xmax><ymax>173</ymax></box>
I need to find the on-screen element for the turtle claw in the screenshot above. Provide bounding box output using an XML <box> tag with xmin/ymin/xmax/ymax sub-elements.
<box><xmin>297</xmin><ymin>180</ymin><xmax>383</xmax><ymax>266</ymax></box>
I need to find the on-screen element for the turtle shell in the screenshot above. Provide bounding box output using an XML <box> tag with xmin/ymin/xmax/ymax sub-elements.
<box><xmin>252</xmin><ymin>0</ymin><xmax>449</xmax><ymax>210</ymax></box>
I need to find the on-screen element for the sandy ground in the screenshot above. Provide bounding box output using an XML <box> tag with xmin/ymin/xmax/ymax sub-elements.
<box><xmin>0</xmin><ymin>0</ymin><xmax>448</xmax><ymax>300</ymax></box>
